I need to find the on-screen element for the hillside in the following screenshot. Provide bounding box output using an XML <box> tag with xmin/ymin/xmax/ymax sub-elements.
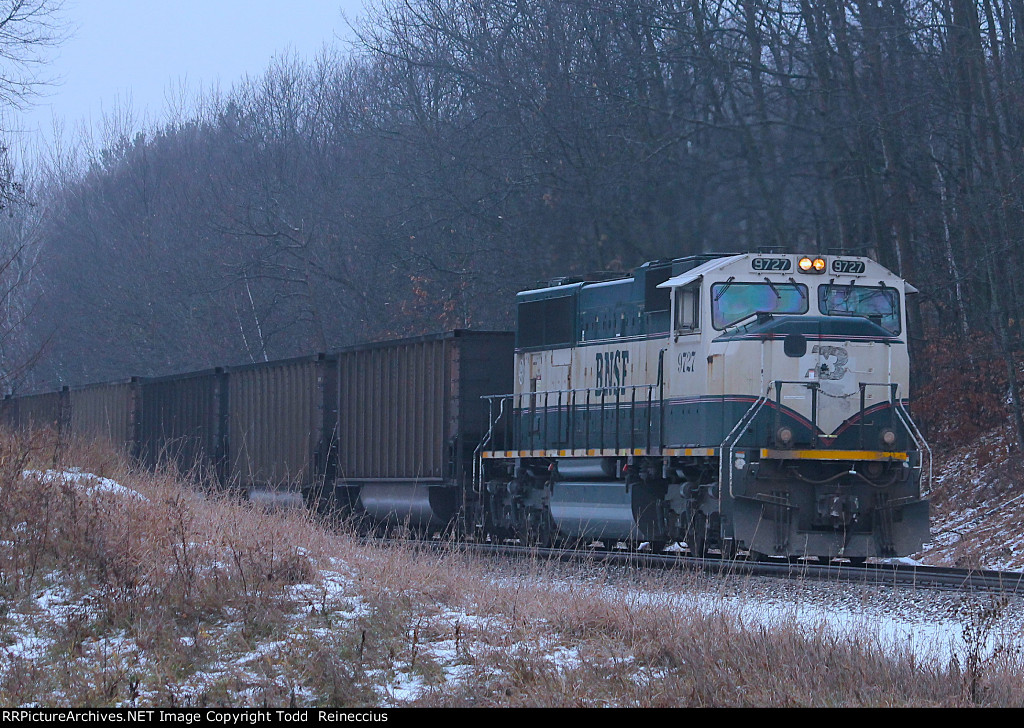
<box><xmin>917</xmin><ymin>423</ymin><xmax>1024</xmax><ymax>571</ymax></box>
<box><xmin>910</xmin><ymin>333</ymin><xmax>1024</xmax><ymax>571</ymax></box>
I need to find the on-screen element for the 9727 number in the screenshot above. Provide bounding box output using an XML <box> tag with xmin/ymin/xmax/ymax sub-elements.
<box><xmin>752</xmin><ymin>258</ymin><xmax>792</xmax><ymax>271</ymax></box>
<box><xmin>831</xmin><ymin>259</ymin><xmax>866</xmax><ymax>274</ymax></box>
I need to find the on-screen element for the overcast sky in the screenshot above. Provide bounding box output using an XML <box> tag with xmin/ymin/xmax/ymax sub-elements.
<box><xmin>14</xmin><ymin>0</ymin><xmax>368</xmax><ymax>153</ymax></box>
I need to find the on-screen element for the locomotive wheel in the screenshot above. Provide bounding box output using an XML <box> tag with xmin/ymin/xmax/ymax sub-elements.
<box><xmin>686</xmin><ymin>512</ymin><xmax>707</xmax><ymax>558</ymax></box>
<box><xmin>631</xmin><ymin>481</ymin><xmax>669</xmax><ymax>543</ymax></box>
<box><xmin>523</xmin><ymin>509</ymin><xmax>555</xmax><ymax>547</ymax></box>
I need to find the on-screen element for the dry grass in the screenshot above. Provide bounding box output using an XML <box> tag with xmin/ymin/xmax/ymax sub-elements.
<box><xmin>1</xmin><ymin>429</ymin><xmax>1023</xmax><ymax>707</ymax></box>
<box><xmin>0</xmin><ymin>430</ymin><xmax>330</xmax><ymax>706</ymax></box>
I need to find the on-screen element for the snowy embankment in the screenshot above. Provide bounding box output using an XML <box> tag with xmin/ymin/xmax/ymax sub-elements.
<box><xmin>3</xmin><ymin>464</ymin><xmax>1024</xmax><ymax>706</ymax></box>
<box><xmin>918</xmin><ymin>424</ymin><xmax>1024</xmax><ymax>571</ymax></box>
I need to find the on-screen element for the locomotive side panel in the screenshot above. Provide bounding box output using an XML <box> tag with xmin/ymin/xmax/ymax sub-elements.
<box><xmin>509</xmin><ymin>337</ymin><xmax>664</xmax><ymax>454</ymax></box>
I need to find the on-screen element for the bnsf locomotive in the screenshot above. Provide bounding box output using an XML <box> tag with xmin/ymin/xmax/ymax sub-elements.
<box><xmin>2</xmin><ymin>252</ymin><xmax>929</xmax><ymax>561</ymax></box>
<box><xmin>479</xmin><ymin>252</ymin><xmax>929</xmax><ymax>559</ymax></box>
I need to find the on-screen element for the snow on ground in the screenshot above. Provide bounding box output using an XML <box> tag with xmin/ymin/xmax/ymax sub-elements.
<box><xmin>532</xmin><ymin>567</ymin><xmax>1020</xmax><ymax>667</ymax></box>
<box><xmin>23</xmin><ymin>468</ymin><xmax>147</xmax><ymax>501</ymax></box>
<box><xmin>918</xmin><ymin>424</ymin><xmax>1024</xmax><ymax>571</ymax></box>
<box><xmin>703</xmin><ymin>578</ymin><xmax>1007</xmax><ymax>665</ymax></box>
<box><xmin>4</xmin><ymin>465</ymin><xmax>1024</xmax><ymax>705</ymax></box>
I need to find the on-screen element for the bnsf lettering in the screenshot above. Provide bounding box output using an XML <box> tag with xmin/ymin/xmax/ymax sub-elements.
<box><xmin>595</xmin><ymin>350</ymin><xmax>630</xmax><ymax>397</ymax></box>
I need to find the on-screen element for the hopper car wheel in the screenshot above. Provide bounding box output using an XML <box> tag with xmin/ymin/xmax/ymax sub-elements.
<box><xmin>303</xmin><ymin>484</ymin><xmax>360</xmax><ymax>524</ymax></box>
<box><xmin>644</xmin><ymin>541</ymin><xmax>668</xmax><ymax>555</ymax></box>
<box><xmin>721</xmin><ymin>539</ymin><xmax>737</xmax><ymax>561</ymax></box>
<box><xmin>302</xmin><ymin>485</ymin><xmax>329</xmax><ymax>514</ymax></box>
<box><xmin>748</xmin><ymin>551</ymin><xmax>790</xmax><ymax>562</ymax></box>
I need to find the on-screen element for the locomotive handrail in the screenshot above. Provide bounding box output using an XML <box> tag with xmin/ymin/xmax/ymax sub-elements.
<box><xmin>722</xmin><ymin>380</ymin><xmax>932</xmax><ymax>501</ymax></box>
<box><xmin>771</xmin><ymin>379</ymin><xmax>821</xmax><ymax>446</ymax></box>
<box><xmin>720</xmin><ymin>391</ymin><xmax>771</xmax><ymax>500</ymax></box>
<box><xmin>894</xmin><ymin>397</ymin><xmax>933</xmax><ymax>493</ymax></box>
<box><xmin>858</xmin><ymin>382</ymin><xmax>896</xmax><ymax>450</ymax></box>
<box><xmin>723</xmin><ymin>379</ymin><xmax>834</xmax><ymax>499</ymax></box>
<box><xmin>474</xmin><ymin>396</ymin><xmax>508</xmax><ymax>493</ymax></box>
<box><xmin>481</xmin><ymin>381</ymin><xmax>662</xmax><ymax>455</ymax></box>
<box><xmin>857</xmin><ymin>381</ymin><xmax>932</xmax><ymax>492</ymax></box>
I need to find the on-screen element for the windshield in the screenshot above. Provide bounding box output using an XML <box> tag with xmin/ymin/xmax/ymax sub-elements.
<box><xmin>818</xmin><ymin>284</ymin><xmax>901</xmax><ymax>334</ymax></box>
<box><xmin>711</xmin><ymin>281</ymin><xmax>808</xmax><ymax>329</ymax></box>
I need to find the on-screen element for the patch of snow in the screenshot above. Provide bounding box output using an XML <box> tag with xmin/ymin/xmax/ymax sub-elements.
<box><xmin>877</xmin><ymin>556</ymin><xmax>925</xmax><ymax>566</ymax></box>
<box><xmin>23</xmin><ymin>468</ymin><xmax>147</xmax><ymax>501</ymax></box>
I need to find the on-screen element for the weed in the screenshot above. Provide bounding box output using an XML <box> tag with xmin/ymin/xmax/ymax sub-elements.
<box><xmin>951</xmin><ymin>595</ymin><xmax>1013</xmax><ymax>704</ymax></box>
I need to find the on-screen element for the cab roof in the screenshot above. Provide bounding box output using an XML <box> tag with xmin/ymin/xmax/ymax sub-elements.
<box><xmin>657</xmin><ymin>254</ymin><xmax>745</xmax><ymax>289</ymax></box>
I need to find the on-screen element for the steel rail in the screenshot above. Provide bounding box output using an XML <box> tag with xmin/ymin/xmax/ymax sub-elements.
<box><xmin>373</xmin><ymin>537</ymin><xmax>1024</xmax><ymax>594</ymax></box>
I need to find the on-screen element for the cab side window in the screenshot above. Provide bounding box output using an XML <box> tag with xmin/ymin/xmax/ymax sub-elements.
<box><xmin>674</xmin><ymin>284</ymin><xmax>700</xmax><ymax>333</ymax></box>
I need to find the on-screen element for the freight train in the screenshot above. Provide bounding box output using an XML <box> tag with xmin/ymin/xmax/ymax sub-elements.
<box><xmin>2</xmin><ymin>252</ymin><xmax>930</xmax><ymax>561</ymax></box>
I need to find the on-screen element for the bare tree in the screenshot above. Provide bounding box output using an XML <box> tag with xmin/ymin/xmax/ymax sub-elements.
<box><xmin>0</xmin><ymin>0</ymin><xmax>64</xmax><ymax>110</ymax></box>
<box><xmin>0</xmin><ymin>1</ymin><xmax>65</xmax><ymax>390</ymax></box>
<box><xmin>18</xmin><ymin>0</ymin><xmax>1024</xmax><ymax>455</ymax></box>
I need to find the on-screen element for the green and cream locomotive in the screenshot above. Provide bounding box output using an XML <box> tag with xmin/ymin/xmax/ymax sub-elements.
<box><xmin>478</xmin><ymin>252</ymin><xmax>930</xmax><ymax>560</ymax></box>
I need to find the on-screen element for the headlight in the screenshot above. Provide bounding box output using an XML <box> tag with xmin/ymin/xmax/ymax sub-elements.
<box><xmin>798</xmin><ymin>256</ymin><xmax>826</xmax><ymax>274</ymax></box>
<box><xmin>776</xmin><ymin>426</ymin><xmax>794</xmax><ymax>447</ymax></box>
<box><xmin>880</xmin><ymin>428</ymin><xmax>897</xmax><ymax>448</ymax></box>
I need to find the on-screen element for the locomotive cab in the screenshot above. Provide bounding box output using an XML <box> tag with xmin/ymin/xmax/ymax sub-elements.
<box><xmin>478</xmin><ymin>252</ymin><xmax>930</xmax><ymax>561</ymax></box>
<box><xmin>658</xmin><ymin>253</ymin><xmax>929</xmax><ymax>558</ymax></box>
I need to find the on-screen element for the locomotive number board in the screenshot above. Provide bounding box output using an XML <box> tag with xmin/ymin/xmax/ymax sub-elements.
<box><xmin>751</xmin><ymin>257</ymin><xmax>792</xmax><ymax>272</ymax></box>
<box><xmin>831</xmin><ymin>259</ymin><xmax>866</xmax><ymax>274</ymax></box>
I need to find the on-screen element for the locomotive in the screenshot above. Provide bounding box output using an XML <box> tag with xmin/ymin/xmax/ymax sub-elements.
<box><xmin>478</xmin><ymin>252</ymin><xmax>930</xmax><ymax>559</ymax></box>
<box><xmin>2</xmin><ymin>252</ymin><xmax>930</xmax><ymax>561</ymax></box>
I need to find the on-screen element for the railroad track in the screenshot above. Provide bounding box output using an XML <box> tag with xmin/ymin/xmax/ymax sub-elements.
<box><xmin>400</xmin><ymin>539</ymin><xmax>1024</xmax><ymax>594</ymax></box>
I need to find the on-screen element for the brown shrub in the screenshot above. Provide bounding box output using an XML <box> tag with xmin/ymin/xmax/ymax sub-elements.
<box><xmin>913</xmin><ymin>332</ymin><xmax>1020</xmax><ymax>449</ymax></box>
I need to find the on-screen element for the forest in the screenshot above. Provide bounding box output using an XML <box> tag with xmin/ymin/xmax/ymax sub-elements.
<box><xmin>1</xmin><ymin>0</ymin><xmax>1022</xmax><ymax>446</ymax></box>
